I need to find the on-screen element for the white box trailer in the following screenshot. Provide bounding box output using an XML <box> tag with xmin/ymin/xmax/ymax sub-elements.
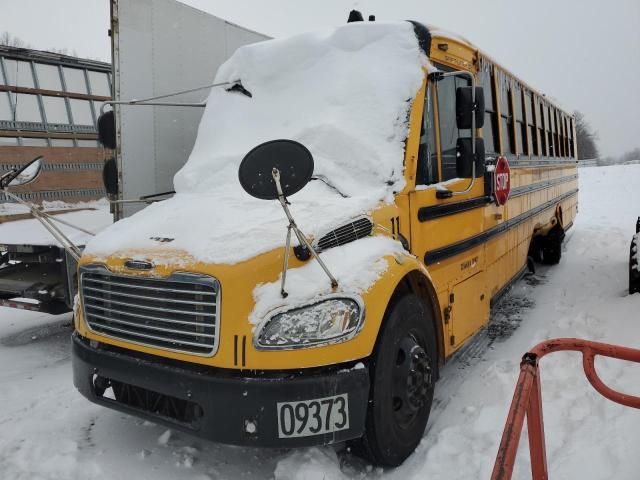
<box><xmin>0</xmin><ymin>0</ymin><xmax>269</xmax><ymax>313</ymax></box>
<box><xmin>111</xmin><ymin>0</ymin><xmax>269</xmax><ymax>219</ymax></box>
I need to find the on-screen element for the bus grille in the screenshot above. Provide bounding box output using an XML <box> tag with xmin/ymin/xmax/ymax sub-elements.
<box><xmin>80</xmin><ymin>267</ymin><xmax>220</xmax><ymax>356</ymax></box>
<box><xmin>316</xmin><ymin>217</ymin><xmax>374</xmax><ymax>251</ymax></box>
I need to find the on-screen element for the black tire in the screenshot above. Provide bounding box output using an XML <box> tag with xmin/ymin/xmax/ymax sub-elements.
<box><xmin>530</xmin><ymin>235</ymin><xmax>544</xmax><ymax>263</ymax></box>
<box><xmin>352</xmin><ymin>294</ymin><xmax>438</xmax><ymax>467</ymax></box>
<box><xmin>541</xmin><ymin>223</ymin><xmax>564</xmax><ymax>265</ymax></box>
<box><xmin>631</xmin><ymin>238</ymin><xmax>640</xmax><ymax>295</ymax></box>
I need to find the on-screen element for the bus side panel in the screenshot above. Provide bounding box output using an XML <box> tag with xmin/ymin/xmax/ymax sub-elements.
<box><xmin>484</xmin><ymin>165</ymin><xmax>579</xmax><ymax>302</ymax></box>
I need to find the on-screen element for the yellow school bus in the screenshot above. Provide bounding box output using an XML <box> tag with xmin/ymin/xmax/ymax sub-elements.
<box><xmin>71</xmin><ymin>18</ymin><xmax>577</xmax><ymax>466</ymax></box>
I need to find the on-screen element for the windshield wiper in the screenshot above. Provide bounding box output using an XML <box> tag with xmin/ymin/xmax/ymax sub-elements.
<box><xmin>311</xmin><ymin>175</ymin><xmax>348</xmax><ymax>198</ymax></box>
<box><xmin>225</xmin><ymin>81</ymin><xmax>252</xmax><ymax>98</ymax></box>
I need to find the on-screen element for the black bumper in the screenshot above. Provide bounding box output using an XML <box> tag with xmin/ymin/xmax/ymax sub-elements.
<box><xmin>72</xmin><ymin>333</ymin><xmax>370</xmax><ymax>447</ymax></box>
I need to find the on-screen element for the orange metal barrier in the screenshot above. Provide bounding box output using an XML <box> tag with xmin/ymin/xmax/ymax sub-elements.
<box><xmin>491</xmin><ymin>338</ymin><xmax>640</xmax><ymax>480</ymax></box>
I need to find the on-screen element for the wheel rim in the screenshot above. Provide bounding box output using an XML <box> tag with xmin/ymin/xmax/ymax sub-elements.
<box><xmin>391</xmin><ymin>333</ymin><xmax>433</xmax><ymax>428</ymax></box>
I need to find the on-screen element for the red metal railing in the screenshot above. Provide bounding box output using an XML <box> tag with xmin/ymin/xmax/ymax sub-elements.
<box><xmin>491</xmin><ymin>338</ymin><xmax>640</xmax><ymax>480</ymax></box>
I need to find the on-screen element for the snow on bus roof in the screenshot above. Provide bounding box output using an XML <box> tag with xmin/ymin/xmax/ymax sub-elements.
<box><xmin>84</xmin><ymin>21</ymin><xmax>428</xmax><ymax>265</ymax></box>
<box><xmin>427</xmin><ymin>25</ymin><xmax>474</xmax><ymax>46</ymax></box>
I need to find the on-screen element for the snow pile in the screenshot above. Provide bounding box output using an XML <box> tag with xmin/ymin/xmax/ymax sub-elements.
<box><xmin>0</xmin><ymin>201</ymin><xmax>112</xmax><ymax>247</ymax></box>
<box><xmin>84</xmin><ymin>22</ymin><xmax>427</xmax><ymax>265</ymax></box>
<box><xmin>274</xmin><ymin>448</ymin><xmax>349</xmax><ymax>480</ymax></box>
<box><xmin>0</xmin><ymin>197</ymin><xmax>109</xmax><ymax>217</ymax></box>
<box><xmin>250</xmin><ymin>236</ymin><xmax>405</xmax><ymax>325</ymax></box>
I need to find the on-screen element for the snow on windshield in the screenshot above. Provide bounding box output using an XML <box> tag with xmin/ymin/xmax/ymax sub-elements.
<box><xmin>175</xmin><ymin>21</ymin><xmax>427</xmax><ymax>197</ymax></box>
<box><xmin>84</xmin><ymin>22</ymin><xmax>427</xmax><ymax>265</ymax></box>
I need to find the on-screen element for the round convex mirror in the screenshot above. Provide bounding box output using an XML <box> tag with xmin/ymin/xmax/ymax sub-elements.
<box><xmin>239</xmin><ymin>139</ymin><xmax>314</xmax><ymax>200</ymax></box>
<box><xmin>8</xmin><ymin>156</ymin><xmax>44</xmax><ymax>187</ymax></box>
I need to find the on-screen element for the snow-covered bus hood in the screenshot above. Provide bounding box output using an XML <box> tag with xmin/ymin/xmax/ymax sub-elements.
<box><xmin>82</xmin><ymin>181</ymin><xmax>390</xmax><ymax>266</ymax></box>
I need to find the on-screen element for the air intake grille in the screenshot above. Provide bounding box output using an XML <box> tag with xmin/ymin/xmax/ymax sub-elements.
<box><xmin>80</xmin><ymin>267</ymin><xmax>219</xmax><ymax>356</ymax></box>
<box><xmin>316</xmin><ymin>217</ymin><xmax>374</xmax><ymax>251</ymax></box>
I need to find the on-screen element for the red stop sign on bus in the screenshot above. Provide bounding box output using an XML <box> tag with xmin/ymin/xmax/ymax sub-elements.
<box><xmin>494</xmin><ymin>156</ymin><xmax>511</xmax><ymax>205</ymax></box>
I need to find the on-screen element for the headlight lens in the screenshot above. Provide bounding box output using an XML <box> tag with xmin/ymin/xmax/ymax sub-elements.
<box><xmin>256</xmin><ymin>297</ymin><xmax>364</xmax><ymax>349</ymax></box>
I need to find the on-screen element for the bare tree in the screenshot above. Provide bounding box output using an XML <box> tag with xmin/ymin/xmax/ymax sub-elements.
<box><xmin>0</xmin><ymin>31</ymin><xmax>30</xmax><ymax>48</ymax></box>
<box><xmin>620</xmin><ymin>147</ymin><xmax>640</xmax><ymax>164</ymax></box>
<box><xmin>47</xmin><ymin>47</ymin><xmax>79</xmax><ymax>57</ymax></box>
<box><xmin>574</xmin><ymin>111</ymin><xmax>600</xmax><ymax>160</ymax></box>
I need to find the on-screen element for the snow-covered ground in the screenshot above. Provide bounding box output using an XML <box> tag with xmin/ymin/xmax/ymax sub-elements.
<box><xmin>1</xmin><ymin>164</ymin><xmax>639</xmax><ymax>480</ymax></box>
<box><xmin>0</xmin><ymin>198</ymin><xmax>112</xmax><ymax>246</ymax></box>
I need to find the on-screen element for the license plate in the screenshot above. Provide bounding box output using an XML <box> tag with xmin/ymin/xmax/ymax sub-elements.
<box><xmin>277</xmin><ymin>394</ymin><xmax>349</xmax><ymax>438</ymax></box>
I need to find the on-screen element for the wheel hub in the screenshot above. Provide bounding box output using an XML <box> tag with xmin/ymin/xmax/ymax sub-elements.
<box><xmin>392</xmin><ymin>335</ymin><xmax>432</xmax><ymax>426</ymax></box>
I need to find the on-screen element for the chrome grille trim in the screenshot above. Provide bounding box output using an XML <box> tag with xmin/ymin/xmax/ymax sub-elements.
<box><xmin>83</xmin><ymin>285</ymin><xmax>217</xmax><ymax>306</ymax></box>
<box><xmin>84</xmin><ymin>304</ymin><xmax>216</xmax><ymax>328</ymax></box>
<box><xmin>86</xmin><ymin>312</ymin><xmax>217</xmax><ymax>338</ymax></box>
<box><xmin>82</xmin><ymin>277</ymin><xmax>217</xmax><ymax>296</ymax></box>
<box><xmin>91</xmin><ymin>323</ymin><xmax>215</xmax><ymax>350</ymax></box>
<box><xmin>82</xmin><ymin>294</ymin><xmax>217</xmax><ymax>317</ymax></box>
<box><xmin>80</xmin><ymin>265</ymin><xmax>220</xmax><ymax>357</ymax></box>
<box><xmin>315</xmin><ymin>216</ymin><xmax>374</xmax><ymax>251</ymax></box>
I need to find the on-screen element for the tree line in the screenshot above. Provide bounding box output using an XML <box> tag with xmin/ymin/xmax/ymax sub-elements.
<box><xmin>0</xmin><ymin>31</ymin><xmax>78</xmax><ymax>57</ymax></box>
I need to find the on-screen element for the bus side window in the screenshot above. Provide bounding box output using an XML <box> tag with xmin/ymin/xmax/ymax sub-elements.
<box><xmin>436</xmin><ymin>75</ymin><xmax>470</xmax><ymax>181</ymax></box>
<box><xmin>416</xmin><ymin>84</ymin><xmax>438</xmax><ymax>185</ymax></box>
<box><xmin>480</xmin><ymin>70</ymin><xmax>498</xmax><ymax>155</ymax></box>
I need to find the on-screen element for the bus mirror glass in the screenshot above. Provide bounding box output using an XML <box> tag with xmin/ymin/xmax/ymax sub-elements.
<box><xmin>98</xmin><ymin>110</ymin><xmax>116</xmax><ymax>149</ymax></box>
<box><xmin>456</xmin><ymin>138</ymin><xmax>485</xmax><ymax>178</ymax></box>
<box><xmin>3</xmin><ymin>156</ymin><xmax>44</xmax><ymax>188</ymax></box>
<box><xmin>102</xmin><ymin>157</ymin><xmax>118</xmax><ymax>195</ymax></box>
<box><xmin>456</xmin><ymin>86</ymin><xmax>485</xmax><ymax>129</ymax></box>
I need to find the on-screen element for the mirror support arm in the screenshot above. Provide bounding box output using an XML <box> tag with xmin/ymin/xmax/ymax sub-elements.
<box><xmin>271</xmin><ymin>168</ymin><xmax>338</xmax><ymax>298</ymax></box>
<box><xmin>1</xmin><ymin>189</ymin><xmax>85</xmax><ymax>262</ymax></box>
<box><xmin>99</xmin><ymin>79</ymin><xmax>243</xmax><ymax>114</ymax></box>
<box><xmin>431</xmin><ymin>70</ymin><xmax>480</xmax><ymax>198</ymax></box>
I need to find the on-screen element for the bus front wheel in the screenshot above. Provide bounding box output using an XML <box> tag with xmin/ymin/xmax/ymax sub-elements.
<box><xmin>353</xmin><ymin>294</ymin><xmax>437</xmax><ymax>467</ymax></box>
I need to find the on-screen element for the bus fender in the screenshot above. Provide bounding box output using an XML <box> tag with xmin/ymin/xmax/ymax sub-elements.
<box><xmin>368</xmin><ymin>255</ymin><xmax>444</xmax><ymax>369</ymax></box>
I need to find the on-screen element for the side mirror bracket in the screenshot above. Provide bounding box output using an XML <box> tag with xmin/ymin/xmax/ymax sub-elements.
<box><xmin>432</xmin><ymin>70</ymin><xmax>486</xmax><ymax>198</ymax></box>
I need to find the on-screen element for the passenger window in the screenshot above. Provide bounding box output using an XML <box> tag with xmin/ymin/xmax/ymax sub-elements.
<box><xmin>514</xmin><ymin>87</ymin><xmax>526</xmax><ymax>155</ymax></box>
<box><xmin>548</xmin><ymin>107</ymin><xmax>556</xmax><ymax>157</ymax></box>
<box><xmin>480</xmin><ymin>69</ymin><xmax>498</xmax><ymax>154</ymax></box>
<box><xmin>538</xmin><ymin>101</ymin><xmax>547</xmax><ymax>156</ymax></box>
<box><xmin>498</xmin><ymin>78</ymin><xmax>515</xmax><ymax>155</ymax></box>
<box><xmin>436</xmin><ymin>75</ymin><xmax>470</xmax><ymax>181</ymax></box>
<box><xmin>527</xmin><ymin>93</ymin><xmax>538</xmax><ymax>156</ymax></box>
<box><xmin>416</xmin><ymin>84</ymin><xmax>438</xmax><ymax>185</ymax></box>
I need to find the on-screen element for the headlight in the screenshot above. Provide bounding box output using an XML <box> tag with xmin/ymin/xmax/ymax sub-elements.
<box><xmin>255</xmin><ymin>296</ymin><xmax>364</xmax><ymax>350</ymax></box>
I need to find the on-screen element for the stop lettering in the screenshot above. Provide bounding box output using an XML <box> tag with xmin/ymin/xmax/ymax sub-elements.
<box><xmin>494</xmin><ymin>156</ymin><xmax>511</xmax><ymax>206</ymax></box>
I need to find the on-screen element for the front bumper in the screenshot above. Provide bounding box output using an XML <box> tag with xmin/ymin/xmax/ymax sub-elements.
<box><xmin>72</xmin><ymin>333</ymin><xmax>370</xmax><ymax>447</ymax></box>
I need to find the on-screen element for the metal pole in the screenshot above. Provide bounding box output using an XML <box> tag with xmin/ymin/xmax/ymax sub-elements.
<box><xmin>2</xmin><ymin>189</ymin><xmax>82</xmax><ymax>261</ymax></box>
<box><xmin>271</xmin><ymin>168</ymin><xmax>338</xmax><ymax>291</ymax></box>
<box><xmin>280</xmin><ymin>224</ymin><xmax>292</xmax><ymax>298</ymax></box>
<box><xmin>99</xmin><ymin>79</ymin><xmax>240</xmax><ymax>113</ymax></box>
<box><xmin>491</xmin><ymin>361</ymin><xmax>536</xmax><ymax>480</ymax></box>
<box><xmin>47</xmin><ymin>214</ymin><xmax>95</xmax><ymax>236</ymax></box>
<box><xmin>527</xmin><ymin>368</ymin><xmax>549</xmax><ymax>480</ymax></box>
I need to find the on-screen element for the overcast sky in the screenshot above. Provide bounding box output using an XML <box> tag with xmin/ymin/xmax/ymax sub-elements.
<box><xmin>1</xmin><ymin>0</ymin><xmax>639</xmax><ymax>157</ymax></box>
